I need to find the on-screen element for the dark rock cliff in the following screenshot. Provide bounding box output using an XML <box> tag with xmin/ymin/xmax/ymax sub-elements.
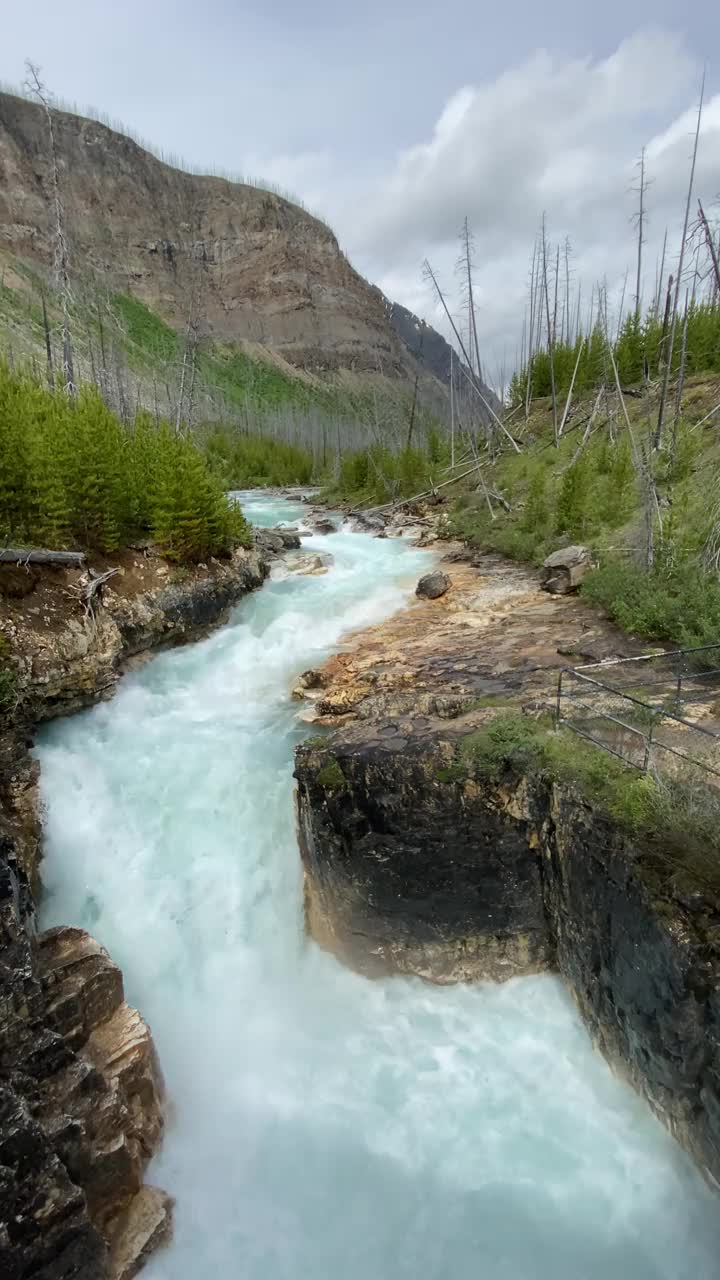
<box><xmin>384</xmin><ymin>297</ymin><xmax>500</xmax><ymax>415</ymax></box>
<box><xmin>295</xmin><ymin>729</ymin><xmax>720</xmax><ymax>1188</ymax></box>
<box><xmin>295</xmin><ymin>734</ymin><xmax>551</xmax><ymax>982</ymax></box>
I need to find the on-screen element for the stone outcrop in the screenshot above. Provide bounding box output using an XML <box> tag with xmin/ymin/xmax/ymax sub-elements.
<box><xmin>254</xmin><ymin>528</ymin><xmax>302</xmax><ymax>556</ymax></box>
<box><xmin>293</xmin><ymin>550</ymin><xmax>638</xmax><ymax>728</ymax></box>
<box><xmin>296</xmin><ymin>732</ymin><xmax>551</xmax><ymax>982</ymax></box>
<box><xmin>541</xmin><ymin>545</ymin><xmax>593</xmax><ymax>594</ymax></box>
<box><xmin>305</xmin><ymin>517</ymin><xmax>337</xmax><ymax>535</ymax></box>
<box><xmin>0</xmin><ymin>852</ymin><xmax>171</xmax><ymax>1279</ymax></box>
<box><xmin>0</xmin><ymin>545</ymin><xmax>265</xmax><ymax>734</ymax></box>
<box><xmin>295</xmin><ymin>728</ymin><xmax>720</xmax><ymax>1187</ymax></box>
<box><xmin>415</xmin><ymin>571</ymin><xmax>450</xmax><ymax>600</ymax></box>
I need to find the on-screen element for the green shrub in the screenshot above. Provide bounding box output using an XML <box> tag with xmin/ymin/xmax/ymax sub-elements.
<box><xmin>582</xmin><ymin>560</ymin><xmax>720</xmax><ymax>655</ymax></box>
<box><xmin>445</xmin><ymin>712</ymin><xmax>720</xmax><ymax>874</ymax></box>
<box><xmin>325</xmin><ymin>440</ymin><xmax>449</xmax><ymax>507</ymax></box>
<box><xmin>457</xmin><ymin>713</ymin><xmax>548</xmax><ymax>780</ymax></box>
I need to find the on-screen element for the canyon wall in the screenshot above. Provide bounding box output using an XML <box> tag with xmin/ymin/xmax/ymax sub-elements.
<box><xmin>0</xmin><ymin>544</ymin><xmax>269</xmax><ymax>1277</ymax></box>
<box><xmin>295</xmin><ymin>729</ymin><xmax>720</xmax><ymax>1188</ymax></box>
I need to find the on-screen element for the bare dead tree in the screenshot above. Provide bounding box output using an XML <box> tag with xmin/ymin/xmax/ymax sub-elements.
<box><xmin>524</xmin><ymin>237</ymin><xmax>540</xmax><ymax>420</ymax></box>
<box><xmin>40</xmin><ymin>287</ymin><xmax>54</xmax><ymax>388</ymax></box>
<box><xmin>558</xmin><ymin>338</ymin><xmax>585</xmax><ymax>438</ymax></box>
<box><xmin>673</xmin><ymin>289</ymin><xmax>691</xmax><ymax>438</ymax></box>
<box><xmin>698</xmin><ymin>200</ymin><xmax>720</xmax><ymax>296</ymax></box>
<box><xmin>449</xmin><ymin>346</ymin><xmax>455</xmax><ymax>468</ymax></box>
<box><xmin>113</xmin><ymin>344</ymin><xmax>129</xmax><ymax>422</ymax></box>
<box><xmin>423</xmin><ymin>259</ymin><xmax>520</xmax><ymax>451</ymax></box>
<box><xmin>608</xmin><ymin>342</ymin><xmax>658</xmax><ymax>569</ymax></box>
<box><xmin>94</xmin><ymin>296</ymin><xmax>110</xmax><ymax>402</ymax></box>
<box><xmin>85</xmin><ymin>321</ymin><xmax>97</xmax><ymax>388</ymax></box>
<box><xmin>632</xmin><ymin>147</ymin><xmax>649</xmax><ymax>320</ymax></box>
<box><xmin>660</xmin><ymin>273</ymin><xmax>674</xmax><ymax>359</ymax></box>
<box><xmin>563</xmin><ymin>384</ymin><xmax>605</xmax><ymax>469</ymax></box>
<box><xmin>563</xmin><ymin>237</ymin><xmax>572</xmax><ymax>345</ymax></box>
<box><xmin>655</xmin><ymin>74</ymin><xmax>705</xmax><ymax>449</ymax></box>
<box><xmin>186</xmin><ymin>328</ymin><xmax>199</xmax><ymax>430</ymax></box>
<box><xmin>175</xmin><ymin>286</ymin><xmax>198</xmax><ymax>433</ymax></box>
<box><xmin>25</xmin><ymin>61</ymin><xmax>75</xmax><ymax>395</ymax></box>
<box><xmin>653</xmin><ymin>228</ymin><xmax>668</xmax><ymax>319</ymax></box>
<box><xmin>615</xmin><ymin>268</ymin><xmax>629</xmax><ymax>342</ymax></box>
<box><xmin>540</xmin><ymin>214</ymin><xmax>559</xmax><ymax>444</ymax></box>
<box><xmin>459</xmin><ymin>218</ymin><xmax>484</xmax><ymax>385</ymax></box>
<box><xmin>552</xmin><ymin>243</ymin><xmax>560</xmax><ymax>345</ymax></box>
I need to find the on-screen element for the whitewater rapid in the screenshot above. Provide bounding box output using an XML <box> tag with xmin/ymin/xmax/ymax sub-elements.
<box><xmin>37</xmin><ymin>493</ymin><xmax>720</xmax><ymax>1279</ymax></box>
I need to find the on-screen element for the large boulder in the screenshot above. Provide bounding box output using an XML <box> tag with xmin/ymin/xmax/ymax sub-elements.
<box><xmin>253</xmin><ymin>527</ymin><xmax>301</xmax><ymax>555</ymax></box>
<box><xmin>309</xmin><ymin>517</ymin><xmax>338</xmax><ymax>535</ymax></box>
<box><xmin>287</xmin><ymin>552</ymin><xmax>333</xmax><ymax>577</ymax></box>
<box><xmin>351</xmin><ymin>512</ymin><xmax>387</xmax><ymax>535</ymax></box>
<box><xmin>541</xmin><ymin>545</ymin><xmax>592</xmax><ymax>594</ymax></box>
<box><xmin>416</xmin><ymin>571</ymin><xmax>451</xmax><ymax>600</ymax></box>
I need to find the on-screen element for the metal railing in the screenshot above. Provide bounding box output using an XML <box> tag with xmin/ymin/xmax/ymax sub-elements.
<box><xmin>556</xmin><ymin>644</ymin><xmax>720</xmax><ymax>779</ymax></box>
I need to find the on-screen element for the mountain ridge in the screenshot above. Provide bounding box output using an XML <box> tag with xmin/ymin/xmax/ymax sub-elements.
<box><xmin>0</xmin><ymin>90</ymin><xmax>497</xmax><ymax>424</ymax></box>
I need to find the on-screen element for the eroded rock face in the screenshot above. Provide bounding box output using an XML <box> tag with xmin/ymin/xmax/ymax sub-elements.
<box><xmin>295</xmin><ymin>734</ymin><xmax>553</xmax><ymax>983</ymax></box>
<box><xmin>0</xmin><ymin>547</ymin><xmax>268</xmax><ymax>896</ymax></box>
<box><xmin>0</xmin><ymin>841</ymin><xmax>171</xmax><ymax>1278</ymax></box>
<box><xmin>542</xmin><ymin>789</ymin><xmax>720</xmax><ymax>1182</ymax></box>
<box><xmin>18</xmin><ymin>547</ymin><xmax>268</xmax><ymax>726</ymax></box>
<box><xmin>295</xmin><ymin>730</ymin><xmax>720</xmax><ymax>1186</ymax></box>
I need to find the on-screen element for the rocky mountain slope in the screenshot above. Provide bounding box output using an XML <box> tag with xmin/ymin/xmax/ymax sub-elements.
<box><xmin>0</xmin><ymin>91</ymin><xmax>495</xmax><ymax>418</ymax></box>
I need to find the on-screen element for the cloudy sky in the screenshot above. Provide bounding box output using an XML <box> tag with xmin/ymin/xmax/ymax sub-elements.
<box><xmin>2</xmin><ymin>3</ymin><xmax>719</xmax><ymax>383</ymax></box>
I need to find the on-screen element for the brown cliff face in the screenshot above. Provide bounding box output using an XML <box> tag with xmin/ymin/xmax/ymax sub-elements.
<box><xmin>0</xmin><ymin>92</ymin><xmax>438</xmax><ymax>386</ymax></box>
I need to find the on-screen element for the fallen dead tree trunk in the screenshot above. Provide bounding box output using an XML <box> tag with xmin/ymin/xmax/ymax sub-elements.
<box><xmin>0</xmin><ymin>547</ymin><xmax>86</xmax><ymax>567</ymax></box>
<box><xmin>363</xmin><ymin>459</ymin><xmax>491</xmax><ymax>516</ymax></box>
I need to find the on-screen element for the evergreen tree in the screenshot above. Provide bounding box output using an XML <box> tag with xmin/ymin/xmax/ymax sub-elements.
<box><xmin>0</xmin><ymin>361</ymin><xmax>249</xmax><ymax>561</ymax></box>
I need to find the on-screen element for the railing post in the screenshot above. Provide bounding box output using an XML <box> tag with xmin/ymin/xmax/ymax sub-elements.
<box><xmin>556</xmin><ymin>670</ymin><xmax>563</xmax><ymax>727</ymax></box>
<box><xmin>643</xmin><ymin>722</ymin><xmax>654</xmax><ymax>773</ymax></box>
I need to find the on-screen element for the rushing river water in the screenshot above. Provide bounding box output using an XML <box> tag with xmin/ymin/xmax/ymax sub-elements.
<box><xmin>37</xmin><ymin>493</ymin><xmax>720</xmax><ymax>1279</ymax></box>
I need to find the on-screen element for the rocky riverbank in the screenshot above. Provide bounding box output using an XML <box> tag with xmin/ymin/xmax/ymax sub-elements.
<box><xmin>293</xmin><ymin>540</ymin><xmax>720</xmax><ymax>1189</ymax></box>
<box><xmin>0</xmin><ymin>540</ymin><xmax>272</xmax><ymax>1279</ymax></box>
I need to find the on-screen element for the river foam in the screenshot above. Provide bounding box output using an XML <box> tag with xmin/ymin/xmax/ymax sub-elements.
<box><xmin>37</xmin><ymin>494</ymin><xmax>720</xmax><ymax>1278</ymax></box>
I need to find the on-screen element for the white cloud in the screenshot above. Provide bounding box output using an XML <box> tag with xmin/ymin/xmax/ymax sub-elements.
<box><xmin>318</xmin><ymin>30</ymin><xmax>719</xmax><ymax>381</ymax></box>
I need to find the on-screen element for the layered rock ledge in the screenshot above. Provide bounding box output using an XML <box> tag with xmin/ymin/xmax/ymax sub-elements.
<box><xmin>294</xmin><ymin>546</ymin><xmax>720</xmax><ymax>1187</ymax></box>
<box><xmin>1</xmin><ymin>543</ymin><xmax>270</xmax><ymax>1277</ymax></box>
